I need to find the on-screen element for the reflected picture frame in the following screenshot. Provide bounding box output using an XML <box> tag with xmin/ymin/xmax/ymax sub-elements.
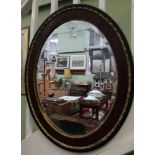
<box><xmin>89</xmin><ymin>48</ymin><xmax>111</xmax><ymax>74</ymax></box>
<box><xmin>21</xmin><ymin>27</ymin><xmax>29</xmax><ymax>95</ymax></box>
<box><xmin>70</xmin><ymin>55</ymin><xmax>86</xmax><ymax>70</ymax></box>
<box><xmin>55</xmin><ymin>56</ymin><xmax>70</xmax><ymax>70</ymax></box>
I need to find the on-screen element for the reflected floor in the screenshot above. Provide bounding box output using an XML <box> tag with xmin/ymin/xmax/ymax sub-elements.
<box><xmin>44</xmin><ymin>108</ymin><xmax>106</xmax><ymax>135</ymax></box>
<box><xmin>49</xmin><ymin>113</ymin><xmax>101</xmax><ymax>135</ymax></box>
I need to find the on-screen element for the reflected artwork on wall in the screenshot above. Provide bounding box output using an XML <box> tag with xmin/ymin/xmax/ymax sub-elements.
<box><xmin>55</xmin><ymin>56</ymin><xmax>70</xmax><ymax>69</ymax></box>
<box><xmin>70</xmin><ymin>55</ymin><xmax>86</xmax><ymax>70</ymax></box>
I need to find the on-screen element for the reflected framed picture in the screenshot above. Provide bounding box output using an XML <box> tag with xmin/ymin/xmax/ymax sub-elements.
<box><xmin>21</xmin><ymin>27</ymin><xmax>29</xmax><ymax>94</ymax></box>
<box><xmin>55</xmin><ymin>56</ymin><xmax>70</xmax><ymax>70</ymax></box>
<box><xmin>92</xmin><ymin>59</ymin><xmax>104</xmax><ymax>73</ymax></box>
<box><xmin>104</xmin><ymin>83</ymin><xmax>113</xmax><ymax>91</ymax></box>
<box><xmin>70</xmin><ymin>55</ymin><xmax>86</xmax><ymax>70</ymax></box>
<box><xmin>90</xmin><ymin>49</ymin><xmax>111</xmax><ymax>74</ymax></box>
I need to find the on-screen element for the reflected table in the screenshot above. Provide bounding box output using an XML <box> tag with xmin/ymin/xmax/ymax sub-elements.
<box><xmin>79</xmin><ymin>100</ymin><xmax>101</xmax><ymax>120</ymax></box>
<box><xmin>79</xmin><ymin>95</ymin><xmax>110</xmax><ymax>120</ymax></box>
<box><xmin>42</xmin><ymin>98</ymin><xmax>71</xmax><ymax>115</ymax></box>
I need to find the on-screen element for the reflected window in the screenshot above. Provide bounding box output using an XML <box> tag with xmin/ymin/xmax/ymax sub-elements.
<box><xmin>88</xmin><ymin>28</ymin><xmax>105</xmax><ymax>48</ymax></box>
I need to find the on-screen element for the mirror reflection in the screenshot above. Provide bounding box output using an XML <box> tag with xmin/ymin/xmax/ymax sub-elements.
<box><xmin>37</xmin><ymin>21</ymin><xmax>117</xmax><ymax>136</ymax></box>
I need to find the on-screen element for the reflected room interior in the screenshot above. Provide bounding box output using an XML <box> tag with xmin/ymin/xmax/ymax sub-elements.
<box><xmin>37</xmin><ymin>21</ymin><xmax>118</xmax><ymax>136</ymax></box>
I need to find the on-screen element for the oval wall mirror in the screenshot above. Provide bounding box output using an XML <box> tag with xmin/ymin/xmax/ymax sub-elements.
<box><xmin>25</xmin><ymin>4</ymin><xmax>134</xmax><ymax>152</ymax></box>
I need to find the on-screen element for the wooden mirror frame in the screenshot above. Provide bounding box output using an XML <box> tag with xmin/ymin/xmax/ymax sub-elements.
<box><xmin>25</xmin><ymin>4</ymin><xmax>134</xmax><ymax>152</ymax></box>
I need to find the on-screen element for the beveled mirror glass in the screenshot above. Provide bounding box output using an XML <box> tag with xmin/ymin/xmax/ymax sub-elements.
<box><xmin>25</xmin><ymin>4</ymin><xmax>133</xmax><ymax>152</ymax></box>
<box><xmin>37</xmin><ymin>20</ymin><xmax>117</xmax><ymax>136</ymax></box>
